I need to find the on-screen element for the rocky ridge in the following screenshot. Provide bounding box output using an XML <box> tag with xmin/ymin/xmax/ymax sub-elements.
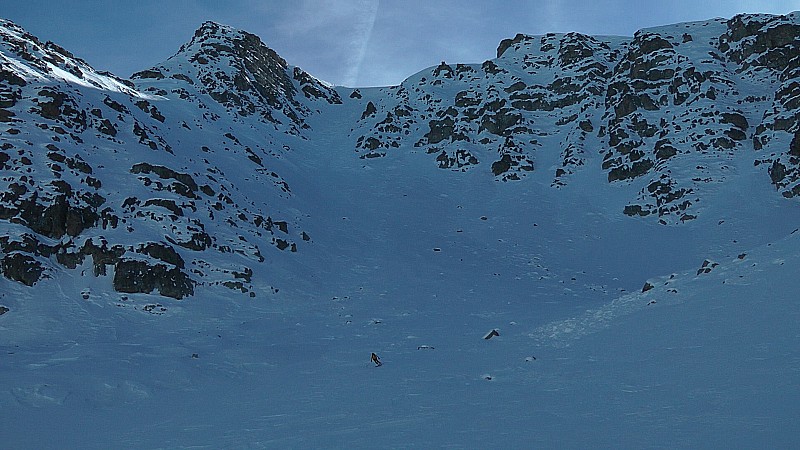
<box><xmin>1</xmin><ymin>12</ymin><xmax>799</xmax><ymax>299</ymax></box>
<box><xmin>351</xmin><ymin>13</ymin><xmax>800</xmax><ymax>222</ymax></box>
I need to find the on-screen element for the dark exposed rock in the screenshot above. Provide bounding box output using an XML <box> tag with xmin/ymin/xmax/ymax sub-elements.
<box><xmin>17</xmin><ymin>194</ymin><xmax>100</xmax><ymax>239</ymax></box>
<box><xmin>433</xmin><ymin>62</ymin><xmax>455</xmax><ymax>78</ymax></box>
<box><xmin>131</xmin><ymin>69</ymin><xmax>165</xmax><ymax>79</ymax></box>
<box><xmin>35</xmin><ymin>89</ymin><xmax>87</xmax><ymax>130</ymax></box>
<box><xmin>1</xmin><ymin>252</ymin><xmax>45</xmax><ymax>286</ymax></box>
<box><xmin>636</xmin><ymin>33</ymin><xmax>674</xmax><ymax>54</ymax></box>
<box><xmin>455</xmin><ymin>91</ymin><xmax>482</xmax><ymax>108</ymax></box>
<box><xmin>425</xmin><ymin>117</ymin><xmax>455</xmax><ymax>144</ymax></box>
<box><xmin>113</xmin><ymin>259</ymin><xmax>194</xmax><ymax>299</ymax></box>
<box><xmin>245</xmin><ymin>148</ymin><xmax>263</xmax><ymax>166</ymax></box>
<box><xmin>491</xmin><ymin>154</ymin><xmax>513</xmax><ymax>175</ymax></box>
<box><xmin>479</xmin><ymin>108</ymin><xmax>521</xmax><ymax>136</ymax></box>
<box><xmin>654</xmin><ymin>140</ymin><xmax>678</xmax><ymax>161</ymax></box>
<box><xmin>361</xmin><ymin>101</ymin><xmax>377</xmax><ymax>120</ymax></box>
<box><xmin>725</xmin><ymin>129</ymin><xmax>747</xmax><ymax>141</ymax></box>
<box><xmin>171</xmin><ymin>73</ymin><xmax>194</xmax><ymax>84</ymax></box>
<box><xmin>696</xmin><ymin>259</ymin><xmax>719</xmax><ymax>275</ymax></box>
<box><xmin>608</xmin><ymin>159</ymin><xmax>654</xmax><ymax>182</ymax></box>
<box><xmin>97</xmin><ymin>118</ymin><xmax>117</xmax><ymax>136</ymax></box>
<box><xmin>138</xmin><ymin>242</ymin><xmax>185</xmax><ymax>269</ymax></box>
<box><xmin>0</xmin><ymin>107</ymin><xmax>15</xmax><ymax>122</ymax></box>
<box><xmin>721</xmin><ymin>112</ymin><xmax>749</xmax><ymax>130</ymax></box>
<box><xmin>435</xmin><ymin>149</ymin><xmax>478</xmax><ymax>170</ymax></box>
<box><xmin>624</xmin><ymin>204</ymin><xmax>650</xmax><ymax>217</ymax></box>
<box><xmin>135</xmin><ymin>100</ymin><xmax>166</xmax><ymax>122</ymax></box>
<box><xmin>293</xmin><ymin>67</ymin><xmax>342</xmax><ymax>104</ymax></box>
<box><xmin>0</xmin><ymin>68</ymin><xmax>27</xmax><ymax>87</ymax></box>
<box><xmin>131</xmin><ymin>162</ymin><xmax>198</xmax><ymax>192</ymax></box>
<box><xmin>723</xmin><ymin>16</ymin><xmax>800</xmax><ymax>71</ymax></box>
<box><xmin>497</xmin><ymin>33</ymin><xmax>531</xmax><ymax>58</ymax></box>
<box><xmin>790</xmin><ymin>130</ymin><xmax>800</xmax><ymax>157</ymax></box>
<box><xmin>81</xmin><ymin>239</ymin><xmax>125</xmax><ymax>276</ymax></box>
<box><xmin>769</xmin><ymin>160</ymin><xmax>787</xmax><ymax>184</ymax></box>
<box><xmin>481</xmin><ymin>60</ymin><xmax>504</xmax><ymax>75</ymax></box>
<box><xmin>166</xmin><ymin>231</ymin><xmax>212</xmax><ymax>251</ymax></box>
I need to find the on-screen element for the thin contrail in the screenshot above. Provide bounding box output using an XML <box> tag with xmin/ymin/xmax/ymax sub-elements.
<box><xmin>343</xmin><ymin>0</ymin><xmax>379</xmax><ymax>87</ymax></box>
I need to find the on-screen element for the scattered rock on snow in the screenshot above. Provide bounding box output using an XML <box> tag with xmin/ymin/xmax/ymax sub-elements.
<box><xmin>696</xmin><ymin>259</ymin><xmax>719</xmax><ymax>275</ymax></box>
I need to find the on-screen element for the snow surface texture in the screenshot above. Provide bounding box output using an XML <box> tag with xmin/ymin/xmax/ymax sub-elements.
<box><xmin>1</xmin><ymin>13</ymin><xmax>800</xmax><ymax>448</ymax></box>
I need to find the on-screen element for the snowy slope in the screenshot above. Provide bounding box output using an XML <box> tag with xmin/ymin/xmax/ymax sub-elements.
<box><xmin>1</xmin><ymin>12</ymin><xmax>799</xmax><ymax>449</ymax></box>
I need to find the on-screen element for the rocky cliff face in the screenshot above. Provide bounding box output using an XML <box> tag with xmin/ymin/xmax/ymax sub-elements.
<box><xmin>352</xmin><ymin>13</ymin><xmax>800</xmax><ymax>223</ymax></box>
<box><xmin>1</xmin><ymin>12</ymin><xmax>798</xmax><ymax>299</ymax></box>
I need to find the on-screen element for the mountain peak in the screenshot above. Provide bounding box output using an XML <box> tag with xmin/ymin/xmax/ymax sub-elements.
<box><xmin>178</xmin><ymin>20</ymin><xmax>277</xmax><ymax>62</ymax></box>
<box><xmin>194</xmin><ymin>20</ymin><xmax>235</xmax><ymax>37</ymax></box>
<box><xmin>132</xmin><ymin>20</ymin><xmax>340</xmax><ymax>133</ymax></box>
<box><xmin>191</xmin><ymin>20</ymin><xmax>249</xmax><ymax>42</ymax></box>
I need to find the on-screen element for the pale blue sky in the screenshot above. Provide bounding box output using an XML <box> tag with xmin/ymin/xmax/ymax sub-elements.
<box><xmin>3</xmin><ymin>1</ymin><xmax>799</xmax><ymax>87</ymax></box>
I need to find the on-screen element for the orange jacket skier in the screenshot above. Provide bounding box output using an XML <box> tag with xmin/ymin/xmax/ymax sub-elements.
<box><xmin>371</xmin><ymin>352</ymin><xmax>382</xmax><ymax>366</ymax></box>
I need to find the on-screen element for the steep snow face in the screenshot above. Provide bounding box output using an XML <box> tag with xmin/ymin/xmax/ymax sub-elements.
<box><xmin>1</xmin><ymin>13</ymin><xmax>800</xmax><ymax>447</ymax></box>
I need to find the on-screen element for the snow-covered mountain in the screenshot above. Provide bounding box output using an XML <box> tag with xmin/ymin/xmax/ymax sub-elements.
<box><xmin>1</xmin><ymin>12</ymin><xmax>799</xmax><ymax>448</ymax></box>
